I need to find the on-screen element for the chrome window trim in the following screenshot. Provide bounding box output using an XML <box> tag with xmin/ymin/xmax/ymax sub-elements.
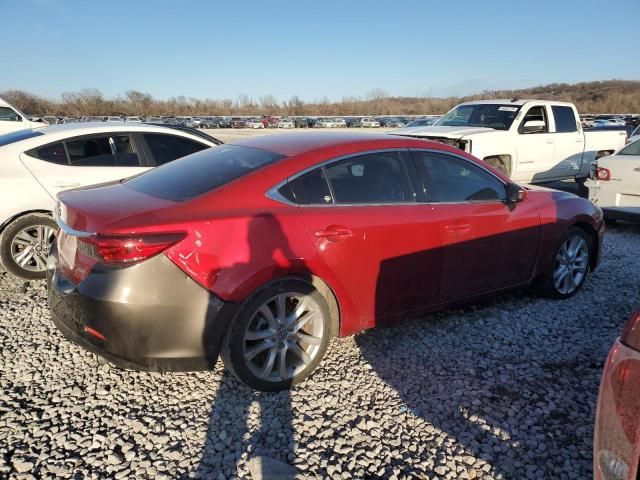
<box><xmin>265</xmin><ymin>148</ymin><xmax>417</xmax><ymax>207</ymax></box>
<box><xmin>265</xmin><ymin>147</ymin><xmax>516</xmax><ymax>207</ymax></box>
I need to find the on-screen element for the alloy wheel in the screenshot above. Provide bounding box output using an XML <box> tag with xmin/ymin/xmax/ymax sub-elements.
<box><xmin>10</xmin><ymin>225</ymin><xmax>56</xmax><ymax>273</ymax></box>
<box><xmin>553</xmin><ymin>235</ymin><xmax>589</xmax><ymax>295</ymax></box>
<box><xmin>242</xmin><ymin>293</ymin><xmax>325</xmax><ymax>382</ymax></box>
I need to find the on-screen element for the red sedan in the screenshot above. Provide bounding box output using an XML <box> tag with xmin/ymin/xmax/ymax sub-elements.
<box><xmin>594</xmin><ymin>310</ymin><xmax>640</xmax><ymax>480</ymax></box>
<box><xmin>47</xmin><ymin>133</ymin><xmax>604</xmax><ymax>391</ymax></box>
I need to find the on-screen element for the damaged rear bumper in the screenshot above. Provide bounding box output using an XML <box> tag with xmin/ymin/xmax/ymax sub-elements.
<box><xmin>47</xmin><ymin>250</ymin><xmax>237</xmax><ymax>372</ymax></box>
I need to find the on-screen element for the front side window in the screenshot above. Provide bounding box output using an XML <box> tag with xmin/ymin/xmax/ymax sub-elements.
<box><xmin>518</xmin><ymin>106</ymin><xmax>549</xmax><ymax>134</ymax></box>
<box><xmin>413</xmin><ymin>151</ymin><xmax>506</xmax><ymax>203</ymax></box>
<box><xmin>323</xmin><ymin>151</ymin><xmax>414</xmax><ymax>204</ymax></box>
<box><xmin>552</xmin><ymin>106</ymin><xmax>578</xmax><ymax>133</ymax></box>
<box><xmin>0</xmin><ymin>107</ymin><xmax>21</xmax><ymax>122</ymax></box>
<box><xmin>618</xmin><ymin>140</ymin><xmax>640</xmax><ymax>156</ymax></box>
<box><xmin>144</xmin><ymin>133</ymin><xmax>207</xmax><ymax>166</ymax></box>
<box><xmin>435</xmin><ymin>104</ymin><xmax>521</xmax><ymax>130</ymax></box>
<box><xmin>66</xmin><ymin>135</ymin><xmax>140</xmax><ymax>166</ymax></box>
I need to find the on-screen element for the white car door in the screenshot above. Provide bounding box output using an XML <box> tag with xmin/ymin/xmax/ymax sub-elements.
<box><xmin>514</xmin><ymin>104</ymin><xmax>556</xmax><ymax>181</ymax></box>
<box><xmin>548</xmin><ymin>105</ymin><xmax>583</xmax><ymax>178</ymax></box>
<box><xmin>19</xmin><ymin>133</ymin><xmax>149</xmax><ymax>197</ymax></box>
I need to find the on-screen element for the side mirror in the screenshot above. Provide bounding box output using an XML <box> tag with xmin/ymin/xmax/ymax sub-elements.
<box><xmin>506</xmin><ymin>183</ymin><xmax>526</xmax><ymax>203</ymax></box>
<box><xmin>521</xmin><ymin>120</ymin><xmax>545</xmax><ymax>134</ymax></box>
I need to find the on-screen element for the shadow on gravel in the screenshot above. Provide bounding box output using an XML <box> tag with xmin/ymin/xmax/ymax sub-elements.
<box><xmin>194</xmin><ymin>373</ymin><xmax>296</xmax><ymax>479</ymax></box>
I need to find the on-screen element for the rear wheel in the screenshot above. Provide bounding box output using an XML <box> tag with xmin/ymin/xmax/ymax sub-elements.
<box><xmin>221</xmin><ymin>279</ymin><xmax>331</xmax><ymax>391</ymax></box>
<box><xmin>0</xmin><ymin>213</ymin><xmax>58</xmax><ymax>279</ymax></box>
<box><xmin>540</xmin><ymin>227</ymin><xmax>592</xmax><ymax>299</ymax></box>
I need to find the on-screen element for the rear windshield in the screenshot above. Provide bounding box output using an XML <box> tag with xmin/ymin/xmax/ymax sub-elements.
<box><xmin>0</xmin><ymin>129</ymin><xmax>44</xmax><ymax>147</ymax></box>
<box><xmin>125</xmin><ymin>145</ymin><xmax>284</xmax><ymax>201</ymax></box>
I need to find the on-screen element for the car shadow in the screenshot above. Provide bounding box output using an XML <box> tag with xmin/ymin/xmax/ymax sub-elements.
<box><xmin>194</xmin><ymin>213</ymin><xmax>301</xmax><ymax>479</ymax></box>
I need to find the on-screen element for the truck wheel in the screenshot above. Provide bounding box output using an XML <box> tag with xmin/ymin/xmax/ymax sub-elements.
<box><xmin>483</xmin><ymin>155</ymin><xmax>512</xmax><ymax>177</ymax></box>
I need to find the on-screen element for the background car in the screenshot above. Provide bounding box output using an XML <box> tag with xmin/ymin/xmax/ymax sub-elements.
<box><xmin>293</xmin><ymin>117</ymin><xmax>310</xmax><ymax>128</ymax></box>
<box><xmin>246</xmin><ymin>118</ymin><xmax>265</xmax><ymax>129</ymax></box>
<box><xmin>313</xmin><ymin>118</ymin><xmax>337</xmax><ymax>128</ymax></box>
<box><xmin>361</xmin><ymin>117</ymin><xmax>380</xmax><ymax>127</ymax></box>
<box><xmin>589</xmin><ymin>139</ymin><xmax>640</xmax><ymax>222</ymax></box>
<box><xmin>49</xmin><ymin>132</ymin><xmax>603</xmax><ymax>392</ymax></box>
<box><xmin>594</xmin><ymin>309</ymin><xmax>640</xmax><ymax>480</ymax></box>
<box><xmin>105</xmin><ymin>116</ymin><xmax>122</xmax><ymax>122</ymax></box>
<box><xmin>125</xmin><ymin>116</ymin><xmax>143</xmax><ymax>123</ymax></box>
<box><xmin>333</xmin><ymin>118</ymin><xmax>347</xmax><ymax>128</ymax></box>
<box><xmin>230</xmin><ymin>117</ymin><xmax>247</xmax><ymax>128</ymax></box>
<box><xmin>0</xmin><ymin>123</ymin><xmax>222</xmax><ymax>279</ymax></box>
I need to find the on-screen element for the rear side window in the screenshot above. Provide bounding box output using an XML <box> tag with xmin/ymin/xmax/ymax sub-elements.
<box><xmin>552</xmin><ymin>106</ymin><xmax>578</xmax><ymax>133</ymax></box>
<box><xmin>413</xmin><ymin>151</ymin><xmax>506</xmax><ymax>202</ymax></box>
<box><xmin>126</xmin><ymin>145</ymin><xmax>284</xmax><ymax>202</ymax></box>
<box><xmin>144</xmin><ymin>133</ymin><xmax>207</xmax><ymax>165</ymax></box>
<box><xmin>0</xmin><ymin>107</ymin><xmax>20</xmax><ymax>122</ymax></box>
<box><xmin>33</xmin><ymin>143</ymin><xmax>68</xmax><ymax>165</ymax></box>
<box><xmin>66</xmin><ymin>135</ymin><xmax>140</xmax><ymax>166</ymax></box>
<box><xmin>324</xmin><ymin>151</ymin><xmax>414</xmax><ymax>204</ymax></box>
<box><xmin>288</xmin><ymin>168</ymin><xmax>333</xmax><ymax>204</ymax></box>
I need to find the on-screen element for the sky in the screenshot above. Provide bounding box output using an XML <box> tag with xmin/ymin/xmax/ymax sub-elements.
<box><xmin>2</xmin><ymin>0</ymin><xmax>639</xmax><ymax>102</ymax></box>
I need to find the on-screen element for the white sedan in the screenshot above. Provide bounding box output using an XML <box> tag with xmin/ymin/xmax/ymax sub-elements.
<box><xmin>245</xmin><ymin>119</ymin><xmax>265</xmax><ymax>129</ymax></box>
<box><xmin>361</xmin><ymin>118</ymin><xmax>381</xmax><ymax>127</ymax></box>
<box><xmin>0</xmin><ymin>122</ymin><xmax>221</xmax><ymax>279</ymax></box>
<box><xmin>589</xmin><ymin>139</ymin><xmax>640</xmax><ymax>222</ymax></box>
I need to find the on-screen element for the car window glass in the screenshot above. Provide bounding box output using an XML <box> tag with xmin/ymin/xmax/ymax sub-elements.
<box><xmin>552</xmin><ymin>106</ymin><xmax>578</xmax><ymax>133</ymax></box>
<box><xmin>0</xmin><ymin>129</ymin><xmax>44</xmax><ymax>147</ymax></box>
<box><xmin>33</xmin><ymin>142</ymin><xmax>68</xmax><ymax>165</ymax></box>
<box><xmin>518</xmin><ymin>106</ymin><xmax>548</xmax><ymax>133</ymax></box>
<box><xmin>126</xmin><ymin>145</ymin><xmax>284</xmax><ymax>202</ymax></box>
<box><xmin>619</xmin><ymin>140</ymin><xmax>640</xmax><ymax>156</ymax></box>
<box><xmin>143</xmin><ymin>133</ymin><xmax>207</xmax><ymax>166</ymax></box>
<box><xmin>323</xmin><ymin>151</ymin><xmax>414</xmax><ymax>204</ymax></box>
<box><xmin>288</xmin><ymin>168</ymin><xmax>333</xmax><ymax>205</ymax></box>
<box><xmin>413</xmin><ymin>151</ymin><xmax>506</xmax><ymax>202</ymax></box>
<box><xmin>0</xmin><ymin>107</ymin><xmax>20</xmax><ymax>122</ymax></box>
<box><xmin>66</xmin><ymin>135</ymin><xmax>140</xmax><ymax>166</ymax></box>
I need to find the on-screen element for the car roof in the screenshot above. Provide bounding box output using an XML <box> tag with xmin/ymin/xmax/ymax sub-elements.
<box><xmin>230</xmin><ymin>132</ymin><xmax>441</xmax><ymax>156</ymax></box>
<box><xmin>458</xmin><ymin>98</ymin><xmax>575</xmax><ymax>107</ymax></box>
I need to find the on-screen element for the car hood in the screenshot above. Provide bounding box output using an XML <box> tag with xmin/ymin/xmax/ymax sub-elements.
<box><xmin>390</xmin><ymin>125</ymin><xmax>495</xmax><ymax>138</ymax></box>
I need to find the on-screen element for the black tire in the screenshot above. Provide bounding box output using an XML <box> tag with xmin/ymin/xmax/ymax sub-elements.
<box><xmin>539</xmin><ymin>227</ymin><xmax>592</xmax><ymax>299</ymax></box>
<box><xmin>0</xmin><ymin>213</ymin><xmax>58</xmax><ymax>280</ymax></box>
<box><xmin>220</xmin><ymin>279</ymin><xmax>331</xmax><ymax>392</ymax></box>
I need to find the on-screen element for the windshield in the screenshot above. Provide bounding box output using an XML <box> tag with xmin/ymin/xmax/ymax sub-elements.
<box><xmin>435</xmin><ymin>104</ymin><xmax>521</xmax><ymax>130</ymax></box>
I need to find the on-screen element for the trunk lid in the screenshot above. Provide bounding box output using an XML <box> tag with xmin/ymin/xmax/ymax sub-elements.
<box><xmin>57</xmin><ymin>180</ymin><xmax>176</xmax><ymax>234</ymax></box>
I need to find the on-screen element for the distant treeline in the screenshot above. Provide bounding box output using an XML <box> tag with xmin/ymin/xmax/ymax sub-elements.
<box><xmin>3</xmin><ymin>80</ymin><xmax>640</xmax><ymax>117</ymax></box>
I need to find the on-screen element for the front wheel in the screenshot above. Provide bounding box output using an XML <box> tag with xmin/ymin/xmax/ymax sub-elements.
<box><xmin>220</xmin><ymin>279</ymin><xmax>331</xmax><ymax>391</ymax></box>
<box><xmin>540</xmin><ymin>227</ymin><xmax>592</xmax><ymax>299</ymax></box>
<box><xmin>0</xmin><ymin>213</ymin><xmax>58</xmax><ymax>279</ymax></box>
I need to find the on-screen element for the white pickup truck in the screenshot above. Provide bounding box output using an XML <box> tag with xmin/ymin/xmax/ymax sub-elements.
<box><xmin>391</xmin><ymin>99</ymin><xmax>627</xmax><ymax>185</ymax></box>
<box><xmin>0</xmin><ymin>97</ymin><xmax>46</xmax><ymax>135</ymax></box>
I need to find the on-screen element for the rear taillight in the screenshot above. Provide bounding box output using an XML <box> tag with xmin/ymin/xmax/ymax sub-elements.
<box><xmin>79</xmin><ymin>232</ymin><xmax>186</xmax><ymax>266</ymax></box>
<box><xmin>597</xmin><ymin>167</ymin><xmax>611</xmax><ymax>181</ymax></box>
<box><xmin>621</xmin><ymin>310</ymin><xmax>640</xmax><ymax>352</ymax></box>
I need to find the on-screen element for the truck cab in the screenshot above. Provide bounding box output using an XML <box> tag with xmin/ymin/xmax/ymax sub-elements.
<box><xmin>391</xmin><ymin>99</ymin><xmax>626</xmax><ymax>185</ymax></box>
<box><xmin>0</xmin><ymin>97</ymin><xmax>47</xmax><ymax>135</ymax></box>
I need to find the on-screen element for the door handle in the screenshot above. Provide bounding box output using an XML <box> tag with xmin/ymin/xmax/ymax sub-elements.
<box><xmin>315</xmin><ymin>228</ymin><xmax>352</xmax><ymax>238</ymax></box>
<box><xmin>314</xmin><ymin>226</ymin><xmax>352</xmax><ymax>243</ymax></box>
<box><xmin>52</xmin><ymin>182</ymin><xmax>80</xmax><ymax>188</ymax></box>
<box><xmin>634</xmin><ymin>167</ymin><xmax>640</xmax><ymax>172</ymax></box>
<box><xmin>444</xmin><ymin>223</ymin><xmax>471</xmax><ymax>232</ymax></box>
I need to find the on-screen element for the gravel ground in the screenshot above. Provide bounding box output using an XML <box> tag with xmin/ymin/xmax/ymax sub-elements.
<box><xmin>1</xmin><ymin>222</ymin><xmax>639</xmax><ymax>479</ymax></box>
